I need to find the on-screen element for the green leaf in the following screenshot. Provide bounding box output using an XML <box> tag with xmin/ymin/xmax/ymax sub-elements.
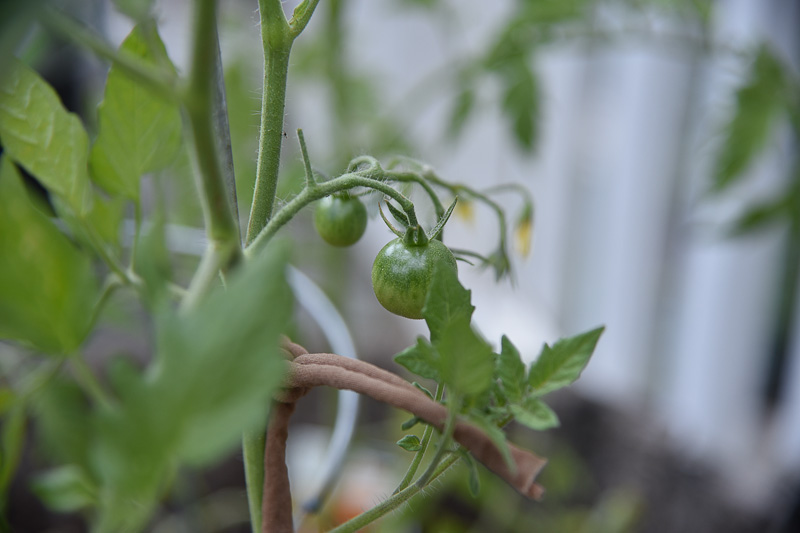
<box><xmin>422</xmin><ymin>264</ymin><xmax>474</xmax><ymax>343</ymax></box>
<box><xmin>86</xmin><ymin>194</ymin><xmax>126</xmax><ymax>248</ymax></box>
<box><xmin>112</xmin><ymin>0</ymin><xmax>155</xmax><ymax>21</ymax></box>
<box><xmin>394</xmin><ymin>338</ymin><xmax>440</xmax><ymax>381</ymax></box>
<box><xmin>31</xmin><ymin>377</ymin><xmax>92</xmax><ymax>469</ymax></box>
<box><xmin>0</xmin><ymin>403</ymin><xmax>25</xmax><ymax>496</ymax></box>
<box><xmin>0</xmin><ymin>156</ymin><xmax>98</xmax><ymax>354</ymax></box>
<box><xmin>468</xmin><ymin>413</ymin><xmax>514</xmax><ymax>471</ymax></box>
<box><xmin>518</xmin><ymin>0</ymin><xmax>589</xmax><ymax>26</ymax></box>
<box><xmin>30</xmin><ymin>465</ymin><xmax>97</xmax><ymax>513</ymax></box>
<box><xmin>397</xmin><ymin>435</ymin><xmax>422</xmax><ymax>452</ymax></box>
<box><xmin>92</xmin><ymin>246</ymin><xmax>292</xmax><ymax>531</ymax></box>
<box><xmin>497</xmin><ymin>336</ymin><xmax>526</xmax><ymax>403</ymax></box>
<box><xmin>90</xmin><ymin>22</ymin><xmax>181</xmax><ymax>202</ymax></box>
<box><xmin>133</xmin><ymin>215</ymin><xmax>173</xmax><ymax>305</ymax></box>
<box><xmin>528</xmin><ymin>326</ymin><xmax>604</xmax><ymax>396</ymax></box>
<box><xmin>0</xmin><ymin>58</ymin><xmax>92</xmax><ymax>215</ymax></box>
<box><xmin>0</xmin><ymin>388</ymin><xmax>15</xmax><ymax>416</ymax></box>
<box><xmin>446</xmin><ymin>85</ymin><xmax>475</xmax><ymax>140</ymax></box>
<box><xmin>462</xmin><ymin>451</ymin><xmax>481</xmax><ymax>497</ymax></box>
<box><xmin>729</xmin><ymin>193</ymin><xmax>791</xmax><ymax>236</ymax></box>
<box><xmin>500</xmin><ymin>64</ymin><xmax>540</xmax><ymax>152</ymax></box>
<box><xmin>438</xmin><ymin>317</ymin><xmax>493</xmax><ymax>397</ymax></box>
<box><xmin>713</xmin><ymin>46</ymin><xmax>788</xmax><ymax>191</ymax></box>
<box><xmin>510</xmin><ymin>398</ymin><xmax>560</xmax><ymax>431</ymax></box>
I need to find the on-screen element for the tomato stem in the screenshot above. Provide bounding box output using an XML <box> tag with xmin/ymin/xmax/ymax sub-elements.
<box><xmin>329</xmin><ymin>454</ymin><xmax>461</xmax><ymax>533</ymax></box>
<box><xmin>393</xmin><ymin>383</ymin><xmax>443</xmax><ymax>493</ymax></box>
<box><xmin>246</xmin><ymin>169</ymin><xmax>420</xmax><ymax>256</ymax></box>
<box><xmin>297</xmin><ymin>128</ymin><xmax>317</xmax><ymax>187</ymax></box>
<box><xmin>247</xmin><ymin>0</ymin><xmax>321</xmax><ymax>246</ymax></box>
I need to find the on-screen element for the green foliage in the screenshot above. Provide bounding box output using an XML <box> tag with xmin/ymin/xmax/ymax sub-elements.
<box><xmin>0</xmin><ymin>157</ymin><xmax>98</xmax><ymax>354</ymax></box>
<box><xmin>509</xmin><ymin>398</ymin><xmax>560</xmax><ymax>431</ymax></box>
<box><xmin>30</xmin><ymin>465</ymin><xmax>98</xmax><ymax>513</ymax></box>
<box><xmin>31</xmin><ymin>377</ymin><xmax>92</xmax><ymax>469</ymax></box>
<box><xmin>497</xmin><ymin>335</ymin><xmax>526</xmax><ymax>403</ymax></box>
<box><xmin>395</xmin><ymin>266</ymin><xmax>492</xmax><ymax>397</ymax></box>
<box><xmin>90</xmin><ymin>23</ymin><xmax>182</xmax><ymax>202</ymax></box>
<box><xmin>437</xmin><ymin>316</ymin><xmax>494</xmax><ymax>397</ymax></box>
<box><xmin>0</xmin><ymin>59</ymin><xmax>92</xmax><ymax>215</ymax></box>
<box><xmin>0</xmin><ymin>403</ymin><xmax>25</xmax><ymax>499</ymax></box>
<box><xmin>713</xmin><ymin>46</ymin><xmax>789</xmax><ymax>192</ymax></box>
<box><xmin>397</xmin><ymin>435</ymin><xmax>423</xmax><ymax>452</ymax></box>
<box><xmin>422</xmin><ymin>263</ymin><xmax>474</xmax><ymax>343</ymax></box>
<box><xmin>112</xmin><ymin>0</ymin><xmax>155</xmax><ymax>21</ymax></box>
<box><xmin>728</xmin><ymin>191</ymin><xmax>795</xmax><ymax>236</ymax></box>
<box><xmin>92</xmin><ymin>246</ymin><xmax>292</xmax><ymax>530</ymax></box>
<box><xmin>395</xmin><ymin>338</ymin><xmax>440</xmax><ymax>381</ymax></box>
<box><xmin>527</xmin><ymin>326</ymin><xmax>605</xmax><ymax>396</ymax></box>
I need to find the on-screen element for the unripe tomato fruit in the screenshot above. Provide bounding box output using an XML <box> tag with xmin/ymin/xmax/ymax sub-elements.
<box><xmin>371</xmin><ymin>238</ymin><xmax>458</xmax><ymax>319</ymax></box>
<box><xmin>314</xmin><ymin>195</ymin><xmax>368</xmax><ymax>247</ymax></box>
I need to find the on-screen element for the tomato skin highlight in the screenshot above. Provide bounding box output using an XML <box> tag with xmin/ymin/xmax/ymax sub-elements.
<box><xmin>314</xmin><ymin>195</ymin><xmax>368</xmax><ymax>247</ymax></box>
<box><xmin>371</xmin><ymin>238</ymin><xmax>458</xmax><ymax>319</ymax></box>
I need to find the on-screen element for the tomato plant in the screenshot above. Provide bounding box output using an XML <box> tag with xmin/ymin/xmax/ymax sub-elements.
<box><xmin>314</xmin><ymin>194</ymin><xmax>367</xmax><ymax>246</ymax></box>
<box><xmin>0</xmin><ymin>2</ymin><xmax>614</xmax><ymax>533</ymax></box>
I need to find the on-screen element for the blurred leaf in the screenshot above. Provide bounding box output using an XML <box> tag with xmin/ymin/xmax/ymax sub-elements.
<box><xmin>438</xmin><ymin>317</ymin><xmax>493</xmax><ymax>397</ymax></box>
<box><xmin>713</xmin><ymin>46</ymin><xmax>788</xmax><ymax>191</ymax></box>
<box><xmin>0</xmin><ymin>403</ymin><xmax>25</xmax><ymax>497</ymax></box>
<box><xmin>501</xmin><ymin>64</ymin><xmax>540</xmax><ymax>152</ymax></box>
<box><xmin>446</xmin><ymin>85</ymin><xmax>475</xmax><ymax>140</ymax></box>
<box><xmin>0</xmin><ymin>58</ymin><xmax>92</xmax><ymax>215</ymax></box>
<box><xmin>395</xmin><ymin>338</ymin><xmax>440</xmax><ymax>381</ymax></box>
<box><xmin>112</xmin><ymin>0</ymin><xmax>155</xmax><ymax>21</ymax></box>
<box><xmin>510</xmin><ymin>398</ymin><xmax>560</xmax><ymax>431</ymax></box>
<box><xmin>0</xmin><ymin>389</ymin><xmax>14</xmax><ymax>416</ymax></box>
<box><xmin>394</xmin><ymin>0</ymin><xmax>440</xmax><ymax>9</ymax></box>
<box><xmin>31</xmin><ymin>465</ymin><xmax>97</xmax><ymax>512</ymax></box>
<box><xmin>0</xmin><ymin>157</ymin><xmax>98</xmax><ymax>354</ymax></box>
<box><xmin>92</xmin><ymin>246</ymin><xmax>292</xmax><ymax>531</ymax></box>
<box><xmin>90</xmin><ymin>22</ymin><xmax>181</xmax><ymax>202</ymax></box>
<box><xmin>133</xmin><ymin>215</ymin><xmax>173</xmax><ymax>306</ymax></box>
<box><xmin>463</xmin><ymin>452</ymin><xmax>481</xmax><ymax>497</ymax></box>
<box><xmin>729</xmin><ymin>194</ymin><xmax>791</xmax><ymax>236</ymax></box>
<box><xmin>517</xmin><ymin>0</ymin><xmax>591</xmax><ymax>26</ymax></box>
<box><xmin>397</xmin><ymin>435</ymin><xmax>422</xmax><ymax>452</ymax></box>
<box><xmin>528</xmin><ymin>326</ymin><xmax>604</xmax><ymax>396</ymax></box>
<box><xmin>31</xmin><ymin>377</ymin><xmax>92</xmax><ymax>469</ymax></box>
<box><xmin>497</xmin><ymin>336</ymin><xmax>526</xmax><ymax>403</ymax></box>
<box><xmin>422</xmin><ymin>264</ymin><xmax>474</xmax><ymax>344</ymax></box>
<box><xmin>86</xmin><ymin>194</ymin><xmax>126</xmax><ymax>249</ymax></box>
<box><xmin>468</xmin><ymin>412</ymin><xmax>513</xmax><ymax>470</ymax></box>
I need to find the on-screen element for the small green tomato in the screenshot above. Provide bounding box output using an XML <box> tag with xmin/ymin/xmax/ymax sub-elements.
<box><xmin>371</xmin><ymin>237</ymin><xmax>458</xmax><ymax>319</ymax></box>
<box><xmin>314</xmin><ymin>194</ymin><xmax>368</xmax><ymax>247</ymax></box>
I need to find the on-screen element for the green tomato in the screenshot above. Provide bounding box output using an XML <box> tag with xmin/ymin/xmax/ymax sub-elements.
<box><xmin>371</xmin><ymin>237</ymin><xmax>458</xmax><ymax>319</ymax></box>
<box><xmin>314</xmin><ymin>195</ymin><xmax>368</xmax><ymax>247</ymax></box>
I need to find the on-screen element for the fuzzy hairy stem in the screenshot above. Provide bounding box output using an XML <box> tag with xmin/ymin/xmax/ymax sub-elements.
<box><xmin>245</xmin><ymin>171</ymin><xmax>419</xmax><ymax>257</ymax></box>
